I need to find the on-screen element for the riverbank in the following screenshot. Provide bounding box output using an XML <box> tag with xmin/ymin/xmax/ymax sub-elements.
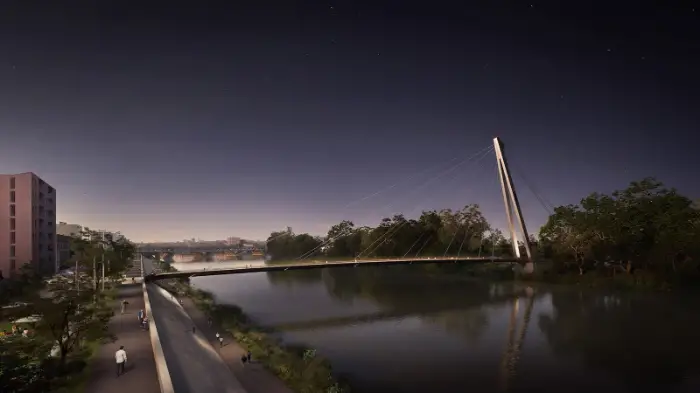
<box><xmin>438</xmin><ymin>261</ymin><xmax>697</xmax><ymax>292</ymax></box>
<box><xmin>157</xmin><ymin>278</ymin><xmax>349</xmax><ymax>393</ymax></box>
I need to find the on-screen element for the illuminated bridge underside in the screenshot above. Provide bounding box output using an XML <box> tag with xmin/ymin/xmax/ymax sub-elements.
<box><xmin>147</xmin><ymin>256</ymin><xmax>523</xmax><ymax>281</ymax></box>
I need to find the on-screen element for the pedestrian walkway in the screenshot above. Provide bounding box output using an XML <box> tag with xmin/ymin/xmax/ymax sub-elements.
<box><xmin>178</xmin><ymin>295</ymin><xmax>293</xmax><ymax>393</ymax></box>
<box><xmin>85</xmin><ymin>283</ymin><xmax>160</xmax><ymax>393</ymax></box>
<box><xmin>124</xmin><ymin>262</ymin><xmax>143</xmax><ymax>279</ymax></box>
<box><xmin>147</xmin><ymin>284</ymin><xmax>247</xmax><ymax>393</ymax></box>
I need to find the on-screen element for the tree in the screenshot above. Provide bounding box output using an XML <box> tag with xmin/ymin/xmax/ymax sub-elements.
<box><xmin>325</xmin><ymin>221</ymin><xmax>358</xmax><ymax>257</ymax></box>
<box><xmin>538</xmin><ymin>177</ymin><xmax>700</xmax><ymax>280</ymax></box>
<box><xmin>68</xmin><ymin>229</ymin><xmax>135</xmax><ymax>290</ymax></box>
<box><xmin>266</xmin><ymin>231</ymin><xmax>323</xmax><ymax>260</ymax></box>
<box><xmin>266</xmin><ymin>204</ymin><xmax>495</xmax><ymax>261</ymax></box>
<box><xmin>0</xmin><ymin>334</ymin><xmax>54</xmax><ymax>393</ymax></box>
<box><xmin>11</xmin><ymin>276</ymin><xmax>114</xmax><ymax>371</ymax></box>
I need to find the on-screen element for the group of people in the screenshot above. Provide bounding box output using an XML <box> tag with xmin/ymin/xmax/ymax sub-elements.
<box><xmin>0</xmin><ymin>324</ymin><xmax>30</xmax><ymax>338</ymax></box>
<box><xmin>137</xmin><ymin>308</ymin><xmax>149</xmax><ymax>330</ymax></box>
<box><xmin>113</xmin><ymin>290</ymin><xmax>255</xmax><ymax>380</ymax></box>
<box><xmin>240</xmin><ymin>350</ymin><xmax>252</xmax><ymax>366</ymax></box>
<box><xmin>214</xmin><ymin>332</ymin><xmax>252</xmax><ymax>366</ymax></box>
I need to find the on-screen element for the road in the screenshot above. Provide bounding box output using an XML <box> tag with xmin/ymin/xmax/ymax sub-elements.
<box><xmin>147</xmin><ymin>282</ymin><xmax>247</xmax><ymax>393</ymax></box>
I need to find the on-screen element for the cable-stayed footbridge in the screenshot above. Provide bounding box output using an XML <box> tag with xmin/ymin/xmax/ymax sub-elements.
<box><xmin>147</xmin><ymin>137</ymin><xmax>553</xmax><ymax>281</ymax></box>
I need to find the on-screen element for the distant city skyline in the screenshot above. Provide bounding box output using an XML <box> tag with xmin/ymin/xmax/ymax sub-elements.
<box><xmin>1</xmin><ymin>3</ymin><xmax>697</xmax><ymax>243</ymax></box>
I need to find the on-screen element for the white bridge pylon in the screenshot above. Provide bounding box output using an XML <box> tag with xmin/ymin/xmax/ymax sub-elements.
<box><xmin>493</xmin><ymin>137</ymin><xmax>534</xmax><ymax>272</ymax></box>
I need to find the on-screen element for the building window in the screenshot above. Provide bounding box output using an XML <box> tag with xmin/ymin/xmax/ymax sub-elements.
<box><xmin>47</xmin><ymin>209</ymin><xmax>54</xmax><ymax>216</ymax></box>
<box><xmin>48</xmin><ymin>221</ymin><xmax>53</xmax><ymax>227</ymax></box>
<box><xmin>48</xmin><ymin>186</ymin><xmax>53</xmax><ymax>194</ymax></box>
<box><xmin>39</xmin><ymin>192</ymin><xmax>44</xmax><ymax>200</ymax></box>
<box><xmin>10</xmin><ymin>246</ymin><xmax>15</xmax><ymax>257</ymax></box>
<box><xmin>10</xmin><ymin>259</ymin><xmax>16</xmax><ymax>271</ymax></box>
<box><xmin>10</xmin><ymin>190</ymin><xmax>15</xmax><ymax>203</ymax></box>
<box><xmin>10</xmin><ymin>204</ymin><xmax>15</xmax><ymax>217</ymax></box>
<box><xmin>10</xmin><ymin>218</ymin><xmax>15</xmax><ymax>230</ymax></box>
<box><xmin>10</xmin><ymin>232</ymin><xmax>15</xmax><ymax>244</ymax></box>
<box><xmin>47</xmin><ymin>232</ymin><xmax>53</xmax><ymax>239</ymax></box>
<box><xmin>10</xmin><ymin>177</ymin><xmax>15</xmax><ymax>189</ymax></box>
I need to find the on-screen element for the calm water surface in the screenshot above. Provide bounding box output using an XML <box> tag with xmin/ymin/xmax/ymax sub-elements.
<box><xmin>173</xmin><ymin>261</ymin><xmax>700</xmax><ymax>393</ymax></box>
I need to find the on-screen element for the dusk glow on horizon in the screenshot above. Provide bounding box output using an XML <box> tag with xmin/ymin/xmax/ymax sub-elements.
<box><xmin>1</xmin><ymin>2</ymin><xmax>697</xmax><ymax>242</ymax></box>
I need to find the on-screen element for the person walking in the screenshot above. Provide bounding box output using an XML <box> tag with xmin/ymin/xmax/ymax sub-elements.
<box><xmin>207</xmin><ymin>317</ymin><xmax>212</xmax><ymax>326</ymax></box>
<box><xmin>137</xmin><ymin>309</ymin><xmax>144</xmax><ymax>324</ymax></box>
<box><xmin>219</xmin><ymin>336</ymin><xmax>224</xmax><ymax>348</ymax></box>
<box><xmin>246</xmin><ymin>351</ymin><xmax>252</xmax><ymax>363</ymax></box>
<box><xmin>115</xmin><ymin>346</ymin><xmax>127</xmax><ymax>377</ymax></box>
<box><xmin>120</xmin><ymin>300</ymin><xmax>128</xmax><ymax>314</ymax></box>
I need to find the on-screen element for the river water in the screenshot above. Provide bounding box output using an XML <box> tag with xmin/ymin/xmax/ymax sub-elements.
<box><xmin>173</xmin><ymin>260</ymin><xmax>700</xmax><ymax>393</ymax></box>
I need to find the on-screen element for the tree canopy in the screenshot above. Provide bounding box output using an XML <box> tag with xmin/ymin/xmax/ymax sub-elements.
<box><xmin>266</xmin><ymin>204</ymin><xmax>513</xmax><ymax>262</ymax></box>
<box><xmin>265</xmin><ymin>177</ymin><xmax>700</xmax><ymax>286</ymax></box>
<box><xmin>538</xmin><ymin>177</ymin><xmax>700</xmax><ymax>282</ymax></box>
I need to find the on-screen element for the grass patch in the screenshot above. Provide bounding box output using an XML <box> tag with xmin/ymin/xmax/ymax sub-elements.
<box><xmin>0</xmin><ymin>320</ymin><xmax>12</xmax><ymax>331</ymax></box>
<box><xmin>161</xmin><ymin>280</ymin><xmax>349</xmax><ymax>393</ymax></box>
<box><xmin>103</xmin><ymin>287</ymin><xmax>119</xmax><ymax>301</ymax></box>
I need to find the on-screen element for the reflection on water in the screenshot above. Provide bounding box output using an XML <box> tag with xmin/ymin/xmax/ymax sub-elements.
<box><xmin>180</xmin><ymin>261</ymin><xmax>700</xmax><ymax>393</ymax></box>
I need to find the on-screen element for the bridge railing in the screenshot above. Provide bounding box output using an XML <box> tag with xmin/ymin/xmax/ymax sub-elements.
<box><xmin>141</xmin><ymin>258</ymin><xmax>175</xmax><ymax>393</ymax></box>
<box><xmin>146</xmin><ymin>256</ymin><xmax>522</xmax><ymax>278</ymax></box>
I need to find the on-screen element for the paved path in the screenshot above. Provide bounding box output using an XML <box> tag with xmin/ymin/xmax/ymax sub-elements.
<box><xmin>179</xmin><ymin>296</ymin><xmax>293</xmax><ymax>393</ymax></box>
<box><xmin>85</xmin><ymin>283</ymin><xmax>160</xmax><ymax>393</ymax></box>
<box><xmin>147</xmin><ymin>283</ymin><xmax>247</xmax><ymax>393</ymax></box>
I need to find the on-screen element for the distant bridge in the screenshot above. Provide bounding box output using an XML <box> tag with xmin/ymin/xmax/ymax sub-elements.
<box><xmin>145</xmin><ymin>256</ymin><xmax>522</xmax><ymax>281</ymax></box>
<box><xmin>137</xmin><ymin>246</ymin><xmax>263</xmax><ymax>253</ymax></box>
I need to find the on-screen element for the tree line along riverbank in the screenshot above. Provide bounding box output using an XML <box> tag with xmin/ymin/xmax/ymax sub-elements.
<box><xmin>263</xmin><ymin>177</ymin><xmax>700</xmax><ymax>291</ymax></box>
<box><xmin>155</xmin><ymin>270</ymin><xmax>350</xmax><ymax>393</ymax></box>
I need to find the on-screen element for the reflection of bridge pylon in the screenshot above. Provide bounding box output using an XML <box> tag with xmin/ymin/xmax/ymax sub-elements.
<box><xmin>498</xmin><ymin>288</ymin><xmax>535</xmax><ymax>392</ymax></box>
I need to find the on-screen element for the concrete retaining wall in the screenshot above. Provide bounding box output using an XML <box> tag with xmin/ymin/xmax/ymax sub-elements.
<box><xmin>141</xmin><ymin>259</ymin><xmax>175</xmax><ymax>393</ymax></box>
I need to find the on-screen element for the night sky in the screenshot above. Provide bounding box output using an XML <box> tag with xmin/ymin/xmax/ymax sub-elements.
<box><xmin>1</xmin><ymin>1</ymin><xmax>698</xmax><ymax>242</ymax></box>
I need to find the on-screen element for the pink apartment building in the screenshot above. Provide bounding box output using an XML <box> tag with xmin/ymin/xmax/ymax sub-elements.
<box><xmin>0</xmin><ymin>173</ymin><xmax>57</xmax><ymax>278</ymax></box>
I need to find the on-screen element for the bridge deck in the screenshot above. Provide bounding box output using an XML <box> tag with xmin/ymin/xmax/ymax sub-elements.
<box><xmin>148</xmin><ymin>256</ymin><xmax>522</xmax><ymax>280</ymax></box>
